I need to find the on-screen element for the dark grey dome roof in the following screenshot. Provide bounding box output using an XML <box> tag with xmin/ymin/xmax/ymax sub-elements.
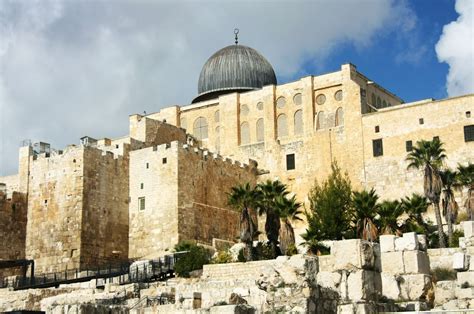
<box><xmin>192</xmin><ymin>45</ymin><xmax>277</xmax><ymax>103</ymax></box>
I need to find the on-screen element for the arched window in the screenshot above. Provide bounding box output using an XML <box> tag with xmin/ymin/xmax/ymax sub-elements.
<box><xmin>215</xmin><ymin>126</ymin><xmax>220</xmax><ymax>151</ymax></box>
<box><xmin>382</xmin><ymin>100</ymin><xmax>387</xmax><ymax>108</ymax></box>
<box><xmin>293</xmin><ymin>93</ymin><xmax>302</xmax><ymax>106</ymax></box>
<box><xmin>256</xmin><ymin>118</ymin><xmax>264</xmax><ymax>142</ymax></box>
<box><xmin>193</xmin><ymin>117</ymin><xmax>208</xmax><ymax>140</ymax></box>
<box><xmin>316</xmin><ymin>111</ymin><xmax>325</xmax><ymax>130</ymax></box>
<box><xmin>294</xmin><ymin>110</ymin><xmax>303</xmax><ymax>135</ymax></box>
<box><xmin>377</xmin><ymin>96</ymin><xmax>382</xmax><ymax>108</ymax></box>
<box><xmin>240</xmin><ymin>122</ymin><xmax>250</xmax><ymax>145</ymax></box>
<box><xmin>371</xmin><ymin>94</ymin><xmax>376</xmax><ymax>106</ymax></box>
<box><xmin>277</xmin><ymin>97</ymin><xmax>286</xmax><ymax>109</ymax></box>
<box><xmin>214</xmin><ymin>110</ymin><xmax>220</xmax><ymax>122</ymax></box>
<box><xmin>180</xmin><ymin>117</ymin><xmax>187</xmax><ymax>130</ymax></box>
<box><xmin>257</xmin><ymin>102</ymin><xmax>264</xmax><ymax>110</ymax></box>
<box><xmin>335</xmin><ymin>107</ymin><xmax>344</xmax><ymax>127</ymax></box>
<box><xmin>277</xmin><ymin>114</ymin><xmax>288</xmax><ymax>138</ymax></box>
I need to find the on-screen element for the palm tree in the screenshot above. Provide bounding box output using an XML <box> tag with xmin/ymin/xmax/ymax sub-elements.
<box><xmin>406</xmin><ymin>139</ymin><xmax>447</xmax><ymax>248</ymax></box>
<box><xmin>378</xmin><ymin>200</ymin><xmax>404</xmax><ymax>236</ymax></box>
<box><xmin>228</xmin><ymin>183</ymin><xmax>259</xmax><ymax>261</ymax></box>
<box><xmin>275</xmin><ymin>195</ymin><xmax>303</xmax><ymax>255</ymax></box>
<box><xmin>256</xmin><ymin>180</ymin><xmax>289</xmax><ymax>258</ymax></box>
<box><xmin>440</xmin><ymin>169</ymin><xmax>459</xmax><ymax>245</ymax></box>
<box><xmin>352</xmin><ymin>188</ymin><xmax>379</xmax><ymax>242</ymax></box>
<box><xmin>401</xmin><ymin>193</ymin><xmax>430</xmax><ymax>235</ymax></box>
<box><xmin>456</xmin><ymin>163</ymin><xmax>474</xmax><ymax>220</ymax></box>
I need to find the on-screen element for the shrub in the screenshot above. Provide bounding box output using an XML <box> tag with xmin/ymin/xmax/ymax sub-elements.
<box><xmin>431</xmin><ymin>267</ymin><xmax>457</xmax><ymax>282</ymax></box>
<box><xmin>174</xmin><ymin>241</ymin><xmax>210</xmax><ymax>277</ymax></box>
<box><xmin>237</xmin><ymin>248</ymin><xmax>246</xmax><ymax>262</ymax></box>
<box><xmin>285</xmin><ymin>243</ymin><xmax>298</xmax><ymax>256</ymax></box>
<box><xmin>456</xmin><ymin>211</ymin><xmax>469</xmax><ymax>224</ymax></box>
<box><xmin>254</xmin><ymin>242</ymin><xmax>274</xmax><ymax>260</ymax></box>
<box><xmin>450</xmin><ymin>229</ymin><xmax>464</xmax><ymax>248</ymax></box>
<box><xmin>211</xmin><ymin>250</ymin><xmax>233</xmax><ymax>264</ymax></box>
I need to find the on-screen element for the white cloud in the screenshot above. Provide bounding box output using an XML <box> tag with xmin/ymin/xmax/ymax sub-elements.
<box><xmin>436</xmin><ymin>0</ymin><xmax>474</xmax><ymax>97</ymax></box>
<box><xmin>0</xmin><ymin>0</ymin><xmax>414</xmax><ymax>175</ymax></box>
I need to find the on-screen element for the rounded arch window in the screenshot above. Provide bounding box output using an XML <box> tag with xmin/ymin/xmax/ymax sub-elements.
<box><xmin>277</xmin><ymin>114</ymin><xmax>288</xmax><ymax>138</ymax></box>
<box><xmin>316</xmin><ymin>111</ymin><xmax>325</xmax><ymax>130</ymax></box>
<box><xmin>334</xmin><ymin>90</ymin><xmax>343</xmax><ymax>101</ymax></box>
<box><xmin>277</xmin><ymin>97</ymin><xmax>286</xmax><ymax>109</ymax></box>
<box><xmin>294</xmin><ymin>110</ymin><xmax>303</xmax><ymax>135</ymax></box>
<box><xmin>293</xmin><ymin>93</ymin><xmax>302</xmax><ymax>106</ymax></box>
<box><xmin>377</xmin><ymin>96</ymin><xmax>382</xmax><ymax>107</ymax></box>
<box><xmin>214</xmin><ymin>110</ymin><xmax>220</xmax><ymax>122</ymax></box>
<box><xmin>256</xmin><ymin>118</ymin><xmax>264</xmax><ymax>142</ymax></box>
<box><xmin>257</xmin><ymin>102</ymin><xmax>264</xmax><ymax>111</ymax></box>
<box><xmin>240</xmin><ymin>104</ymin><xmax>249</xmax><ymax>116</ymax></box>
<box><xmin>316</xmin><ymin>94</ymin><xmax>326</xmax><ymax>105</ymax></box>
<box><xmin>335</xmin><ymin>107</ymin><xmax>344</xmax><ymax>127</ymax></box>
<box><xmin>371</xmin><ymin>93</ymin><xmax>376</xmax><ymax>105</ymax></box>
<box><xmin>382</xmin><ymin>100</ymin><xmax>387</xmax><ymax>108</ymax></box>
<box><xmin>180</xmin><ymin>117</ymin><xmax>187</xmax><ymax>130</ymax></box>
<box><xmin>193</xmin><ymin>117</ymin><xmax>208</xmax><ymax>140</ymax></box>
<box><xmin>240</xmin><ymin>122</ymin><xmax>250</xmax><ymax>145</ymax></box>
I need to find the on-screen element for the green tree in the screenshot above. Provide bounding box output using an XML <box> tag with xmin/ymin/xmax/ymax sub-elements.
<box><xmin>352</xmin><ymin>188</ymin><xmax>379</xmax><ymax>241</ymax></box>
<box><xmin>456</xmin><ymin>163</ymin><xmax>474</xmax><ymax>219</ymax></box>
<box><xmin>406</xmin><ymin>139</ymin><xmax>447</xmax><ymax>248</ymax></box>
<box><xmin>440</xmin><ymin>169</ymin><xmax>459</xmax><ymax>245</ymax></box>
<box><xmin>302</xmin><ymin>162</ymin><xmax>353</xmax><ymax>253</ymax></box>
<box><xmin>174</xmin><ymin>241</ymin><xmax>210</xmax><ymax>277</ymax></box>
<box><xmin>256</xmin><ymin>180</ymin><xmax>289</xmax><ymax>258</ymax></box>
<box><xmin>227</xmin><ymin>183</ymin><xmax>259</xmax><ymax>261</ymax></box>
<box><xmin>401</xmin><ymin>193</ymin><xmax>430</xmax><ymax>235</ymax></box>
<box><xmin>377</xmin><ymin>200</ymin><xmax>404</xmax><ymax>236</ymax></box>
<box><xmin>275</xmin><ymin>195</ymin><xmax>303</xmax><ymax>255</ymax></box>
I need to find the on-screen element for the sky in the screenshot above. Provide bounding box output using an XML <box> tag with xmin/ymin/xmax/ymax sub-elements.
<box><xmin>0</xmin><ymin>0</ymin><xmax>473</xmax><ymax>176</ymax></box>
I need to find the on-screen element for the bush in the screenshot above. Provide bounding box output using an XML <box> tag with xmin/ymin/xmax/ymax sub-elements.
<box><xmin>285</xmin><ymin>243</ymin><xmax>298</xmax><ymax>256</ymax></box>
<box><xmin>431</xmin><ymin>267</ymin><xmax>457</xmax><ymax>282</ymax></box>
<box><xmin>211</xmin><ymin>250</ymin><xmax>233</xmax><ymax>264</ymax></box>
<box><xmin>174</xmin><ymin>241</ymin><xmax>211</xmax><ymax>277</ymax></box>
<box><xmin>254</xmin><ymin>242</ymin><xmax>274</xmax><ymax>260</ymax></box>
<box><xmin>450</xmin><ymin>229</ymin><xmax>464</xmax><ymax>248</ymax></box>
<box><xmin>237</xmin><ymin>248</ymin><xmax>246</xmax><ymax>262</ymax></box>
<box><xmin>456</xmin><ymin>211</ymin><xmax>469</xmax><ymax>224</ymax></box>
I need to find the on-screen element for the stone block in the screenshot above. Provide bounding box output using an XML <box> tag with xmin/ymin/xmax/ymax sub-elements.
<box><xmin>381</xmin><ymin>273</ymin><xmax>400</xmax><ymax>300</ymax></box>
<box><xmin>434</xmin><ymin>280</ymin><xmax>456</xmax><ymax>305</ymax></box>
<box><xmin>380</xmin><ymin>235</ymin><xmax>395</xmax><ymax>253</ymax></box>
<box><xmin>347</xmin><ymin>270</ymin><xmax>377</xmax><ymax>301</ymax></box>
<box><xmin>399</xmin><ymin>274</ymin><xmax>432</xmax><ymax>301</ymax></box>
<box><xmin>456</xmin><ymin>287</ymin><xmax>474</xmax><ymax>299</ymax></box>
<box><xmin>316</xmin><ymin>271</ymin><xmax>342</xmax><ymax>291</ymax></box>
<box><xmin>403</xmin><ymin>250</ymin><xmax>430</xmax><ymax>274</ymax></box>
<box><xmin>209</xmin><ymin>304</ymin><xmax>256</xmax><ymax>314</ymax></box>
<box><xmin>453</xmin><ymin>252</ymin><xmax>469</xmax><ymax>271</ymax></box>
<box><xmin>332</xmin><ymin>239</ymin><xmax>374</xmax><ymax>270</ymax></box>
<box><xmin>381</xmin><ymin>251</ymin><xmax>404</xmax><ymax>275</ymax></box>
<box><xmin>457</xmin><ymin>271</ymin><xmax>474</xmax><ymax>287</ymax></box>
<box><xmin>337</xmin><ymin>303</ymin><xmax>376</xmax><ymax>314</ymax></box>
<box><xmin>462</xmin><ymin>221</ymin><xmax>474</xmax><ymax>238</ymax></box>
<box><xmin>397</xmin><ymin>232</ymin><xmax>418</xmax><ymax>251</ymax></box>
<box><xmin>318</xmin><ymin>255</ymin><xmax>334</xmax><ymax>272</ymax></box>
<box><xmin>417</xmin><ymin>234</ymin><xmax>427</xmax><ymax>251</ymax></box>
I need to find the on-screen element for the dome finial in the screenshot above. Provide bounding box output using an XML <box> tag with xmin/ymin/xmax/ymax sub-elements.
<box><xmin>234</xmin><ymin>28</ymin><xmax>239</xmax><ymax>45</ymax></box>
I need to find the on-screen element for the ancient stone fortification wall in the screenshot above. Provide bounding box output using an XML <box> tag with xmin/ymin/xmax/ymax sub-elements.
<box><xmin>129</xmin><ymin>142</ymin><xmax>180</xmax><ymax>259</ymax></box>
<box><xmin>80</xmin><ymin>146</ymin><xmax>130</xmax><ymax>269</ymax></box>
<box><xmin>129</xmin><ymin>115</ymin><xmax>187</xmax><ymax>147</ymax></box>
<box><xmin>25</xmin><ymin>147</ymin><xmax>85</xmax><ymax>273</ymax></box>
<box><xmin>0</xmin><ymin>175</ymin><xmax>20</xmax><ymax>196</ymax></box>
<box><xmin>129</xmin><ymin>141</ymin><xmax>258</xmax><ymax>259</ymax></box>
<box><xmin>177</xmin><ymin>146</ymin><xmax>258</xmax><ymax>245</ymax></box>
<box><xmin>25</xmin><ymin>145</ymin><xmax>130</xmax><ymax>273</ymax></box>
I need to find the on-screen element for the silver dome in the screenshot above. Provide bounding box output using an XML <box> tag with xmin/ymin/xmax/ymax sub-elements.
<box><xmin>192</xmin><ymin>45</ymin><xmax>277</xmax><ymax>103</ymax></box>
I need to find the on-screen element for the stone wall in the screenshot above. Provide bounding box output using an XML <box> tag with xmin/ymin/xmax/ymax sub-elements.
<box><xmin>0</xmin><ymin>188</ymin><xmax>27</xmax><ymax>278</ymax></box>
<box><xmin>129</xmin><ymin>141</ymin><xmax>258</xmax><ymax>259</ymax></box>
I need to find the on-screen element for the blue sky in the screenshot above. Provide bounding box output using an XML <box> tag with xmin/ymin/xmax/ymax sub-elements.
<box><xmin>294</xmin><ymin>0</ymin><xmax>458</xmax><ymax>103</ymax></box>
<box><xmin>0</xmin><ymin>0</ymin><xmax>472</xmax><ymax>175</ymax></box>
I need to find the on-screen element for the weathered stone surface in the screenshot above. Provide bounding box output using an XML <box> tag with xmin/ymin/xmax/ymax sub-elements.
<box><xmin>380</xmin><ymin>235</ymin><xmax>395</xmax><ymax>253</ymax></box>
<box><xmin>209</xmin><ymin>304</ymin><xmax>256</xmax><ymax>314</ymax></box>
<box><xmin>456</xmin><ymin>287</ymin><xmax>474</xmax><ymax>299</ymax></box>
<box><xmin>417</xmin><ymin>234</ymin><xmax>427</xmax><ymax>251</ymax></box>
<box><xmin>403</xmin><ymin>250</ymin><xmax>430</xmax><ymax>274</ymax></box>
<box><xmin>381</xmin><ymin>273</ymin><xmax>400</xmax><ymax>300</ymax></box>
<box><xmin>229</xmin><ymin>292</ymin><xmax>248</xmax><ymax>305</ymax></box>
<box><xmin>317</xmin><ymin>271</ymin><xmax>342</xmax><ymax>291</ymax></box>
<box><xmin>399</xmin><ymin>274</ymin><xmax>432</xmax><ymax>301</ymax></box>
<box><xmin>434</xmin><ymin>280</ymin><xmax>456</xmax><ymax>306</ymax></box>
<box><xmin>381</xmin><ymin>251</ymin><xmax>404</xmax><ymax>275</ymax></box>
<box><xmin>332</xmin><ymin>239</ymin><xmax>374</xmax><ymax>270</ymax></box>
<box><xmin>453</xmin><ymin>252</ymin><xmax>469</xmax><ymax>271</ymax></box>
<box><xmin>394</xmin><ymin>232</ymin><xmax>419</xmax><ymax>252</ymax></box>
<box><xmin>463</xmin><ymin>221</ymin><xmax>474</xmax><ymax>238</ymax></box>
<box><xmin>346</xmin><ymin>270</ymin><xmax>377</xmax><ymax>301</ymax></box>
<box><xmin>457</xmin><ymin>271</ymin><xmax>474</xmax><ymax>287</ymax></box>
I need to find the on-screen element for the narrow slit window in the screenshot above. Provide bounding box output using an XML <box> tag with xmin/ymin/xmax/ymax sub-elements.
<box><xmin>138</xmin><ymin>197</ymin><xmax>146</xmax><ymax>211</ymax></box>
<box><xmin>372</xmin><ymin>139</ymin><xmax>383</xmax><ymax>157</ymax></box>
<box><xmin>406</xmin><ymin>140</ymin><xmax>413</xmax><ymax>152</ymax></box>
<box><xmin>464</xmin><ymin>125</ymin><xmax>474</xmax><ymax>142</ymax></box>
<box><xmin>286</xmin><ymin>154</ymin><xmax>295</xmax><ymax>170</ymax></box>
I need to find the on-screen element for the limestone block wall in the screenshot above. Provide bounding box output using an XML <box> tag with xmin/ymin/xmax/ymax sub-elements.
<box><xmin>129</xmin><ymin>141</ymin><xmax>258</xmax><ymax>259</ymax></box>
<box><xmin>80</xmin><ymin>147</ymin><xmax>130</xmax><ymax>269</ymax></box>
<box><xmin>177</xmin><ymin>146</ymin><xmax>257</xmax><ymax>245</ymax></box>
<box><xmin>0</xmin><ymin>175</ymin><xmax>19</xmax><ymax>196</ymax></box>
<box><xmin>129</xmin><ymin>114</ymin><xmax>187</xmax><ymax>147</ymax></box>
<box><xmin>25</xmin><ymin>147</ymin><xmax>85</xmax><ymax>273</ymax></box>
<box><xmin>129</xmin><ymin>142</ymin><xmax>180</xmax><ymax>259</ymax></box>
<box><xmin>0</xmin><ymin>189</ymin><xmax>27</xmax><ymax>279</ymax></box>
